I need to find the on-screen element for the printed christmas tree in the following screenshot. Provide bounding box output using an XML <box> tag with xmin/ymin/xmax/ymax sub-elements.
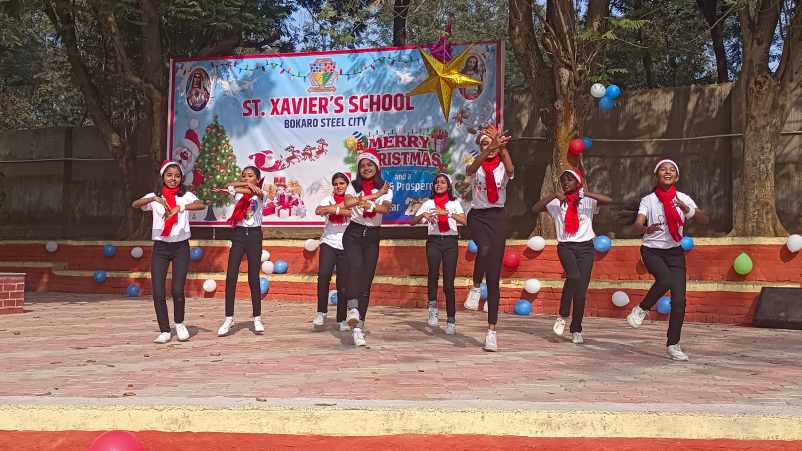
<box><xmin>194</xmin><ymin>117</ymin><xmax>241</xmax><ymax>221</ymax></box>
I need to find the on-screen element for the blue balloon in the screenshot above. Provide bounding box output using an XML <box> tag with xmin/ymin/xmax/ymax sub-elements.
<box><xmin>329</xmin><ymin>291</ymin><xmax>338</xmax><ymax>305</ymax></box>
<box><xmin>93</xmin><ymin>271</ymin><xmax>107</xmax><ymax>284</ymax></box>
<box><xmin>606</xmin><ymin>84</ymin><xmax>622</xmax><ymax>99</ymax></box>
<box><xmin>656</xmin><ymin>296</ymin><xmax>672</xmax><ymax>314</ymax></box>
<box><xmin>594</xmin><ymin>235</ymin><xmax>612</xmax><ymax>252</ymax></box>
<box><xmin>103</xmin><ymin>244</ymin><xmax>116</xmax><ymax>258</ymax></box>
<box><xmin>680</xmin><ymin>236</ymin><xmax>695</xmax><ymax>251</ymax></box>
<box><xmin>126</xmin><ymin>283</ymin><xmax>141</xmax><ymax>297</ymax></box>
<box><xmin>599</xmin><ymin>96</ymin><xmax>615</xmax><ymax>112</ymax></box>
<box><xmin>467</xmin><ymin>240</ymin><xmax>478</xmax><ymax>254</ymax></box>
<box><xmin>514</xmin><ymin>299</ymin><xmax>532</xmax><ymax>316</ymax></box>
<box><xmin>582</xmin><ymin>136</ymin><xmax>593</xmax><ymax>150</ymax></box>
<box><xmin>273</xmin><ymin>260</ymin><xmax>288</xmax><ymax>274</ymax></box>
<box><xmin>190</xmin><ymin>247</ymin><xmax>204</xmax><ymax>261</ymax></box>
<box><xmin>480</xmin><ymin>282</ymin><xmax>488</xmax><ymax>300</ymax></box>
<box><xmin>259</xmin><ymin>277</ymin><xmax>269</xmax><ymax>295</ymax></box>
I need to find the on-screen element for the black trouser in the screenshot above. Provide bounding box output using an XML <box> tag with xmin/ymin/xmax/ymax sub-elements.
<box><xmin>468</xmin><ymin>207</ymin><xmax>505</xmax><ymax>325</ymax></box>
<box><xmin>342</xmin><ymin>222</ymin><xmax>380</xmax><ymax>324</ymax></box>
<box><xmin>426</xmin><ymin>235</ymin><xmax>458</xmax><ymax>323</ymax></box>
<box><xmin>556</xmin><ymin>240</ymin><xmax>595</xmax><ymax>333</ymax></box>
<box><xmin>639</xmin><ymin>245</ymin><xmax>687</xmax><ymax>346</ymax></box>
<box><xmin>317</xmin><ymin>242</ymin><xmax>348</xmax><ymax>322</ymax></box>
<box><xmin>151</xmin><ymin>239</ymin><xmax>190</xmax><ymax>333</ymax></box>
<box><xmin>225</xmin><ymin>226</ymin><xmax>263</xmax><ymax>317</ymax></box>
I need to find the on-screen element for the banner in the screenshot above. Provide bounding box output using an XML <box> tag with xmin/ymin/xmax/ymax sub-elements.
<box><xmin>167</xmin><ymin>42</ymin><xmax>502</xmax><ymax>226</ymax></box>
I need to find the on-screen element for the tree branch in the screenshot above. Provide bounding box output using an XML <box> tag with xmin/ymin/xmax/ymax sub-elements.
<box><xmin>779</xmin><ymin>2</ymin><xmax>802</xmax><ymax>95</ymax></box>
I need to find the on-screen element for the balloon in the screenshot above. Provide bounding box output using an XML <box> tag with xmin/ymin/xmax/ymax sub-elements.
<box><xmin>89</xmin><ymin>430</ymin><xmax>144</xmax><ymax>451</ymax></box>
<box><xmin>787</xmin><ymin>234</ymin><xmax>802</xmax><ymax>253</ymax></box>
<box><xmin>93</xmin><ymin>271</ymin><xmax>107</xmax><ymax>284</ymax></box>
<box><xmin>274</xmin><ymin>260</ymin><xmax>288</xmax><ymax>274</ymax></box>
<box><xmin>568</xmin><ymin>138</ymin><xmax>585</xmax><ymax>156</ymax></box>
<box><xmin>467</xmin><ymin>240</ymin><xmax>478</xmax><ymax>253</ymax></box>
<box><xmin>590</xmin><ymin>83</ymin><xmax>606</xmax><ymax>98</ymax></box>
<box><xmin>127</xmin><ymin>283</ymin><xmax>141</xmax><ymax>297</ymax></box>
<box><xmin>103</xmin><ymin>244</ymin><xmax>116</xmax><ymax>258</ymax></box>
<box><xmin>593</xmin><ymin>235</ymin><xmax>612</xmax><ymax>252</ymax></box>
<box><xmin>599</xmin><ymin>96</ymin><xmax>615</xmax><ymax>112</ymax></box>
<box><xmin>190</xmin><ymin>247</ymin><xmax>204</xmax><ymax>261</ymax></box>
<box><xmin>261</xmin><ymin>260</ymin><xmax>274</xmax><ymax>274</ymax></box>
<box><xmin>502</xmin><ymin>250</ymin><xmax>521</xmax><ymax>269</ymax></box>
<box><xmin>304</xmin><ymin>239</ymin><xmax>320</xmax><ymax>252</ymax></box>
<box><xmin>523</xmin><ymin>278</ymin><xmax>541</xmax><ymax>294</ymax></box>
<box><xmin>527</xmin><ymin>236</ymin><xmax>546</xmax><ymax>251</ymax></box>
<box><xmin>259</xmin><ymin>277</ymin><xmax>269</xmax><ymax>295</ymax></box>
<box><xmin>733</xmin><ymin>252</ymin><xmax>753</xmax><ymax>275</ymax></box>
<box><xmin>202</xmin><ymin>279</ymin><xmax>217</xmax><ymax>293</ymax></box>
<box><xmin>611</xmin><ymin>290</ymin><xmax>630</xmax><ymax>307</ymax></box>
<box><xmin>261</xmin><ymin>249</ymin><xmax>271</xmax><ymax>262</ymax></box>
<box><xmin>582</xmin><ymin>136</ymin><xmax>593</xmax><ymax>150</ymax></box>
<box><xmin>680</xmin><ymin>236</ymin><xmax>694</xmax><ymax>251</ymax></box>
<box><xmin>480</xmin><ymin>282</ymin><xmax>488</xmax><ymax>300</ymax></box>
<box><xmin>130</xmin><ymin>247</ymin><xmax>144</xmax><ymax>259</ymax></box>
<box><xmin>605</xmin><ymin>84</ymin><xmax>622</xmax><ymax>99</ymax></box>
<box><xmin>45</xmin><ymin>241</ymin><xmax>58</xmax><ymax>253</ymax></box>
<box><xmin>514</xmin><ymin>299</ymin><xmax>532</xmax><ymax>316</ymax></box>
<box><xmin>329</xmin><ymin>289</ymin><xmax>338</xmax><ymax>305</ymax></box>
<box><xmin>656</xmin><ymin>296</ymin><xmax>671</xmax><ymax>314</ymax></box>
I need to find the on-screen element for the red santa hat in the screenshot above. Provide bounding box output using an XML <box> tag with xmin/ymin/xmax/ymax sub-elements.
<box><xmin>654</xmin><ymin>158</ymin><xmax>679</xmax><ymax>175</ymax></box>
<box><xmin>560</xmin><ymin>168</ymin><xmax>583</xmax><ymax>186</ymax></box>
<box><xmin>160</xmin><ymin>159</ymin><xmax>183</xmax><ymax>176</ymax></box>
<box><xmin>184</xmin><ymin>128</ymin><xmax>201</xmax><ymax>154</ymax></box>
<box><xmin>357</xmin><ymin>147</ymin><xmax>381</xmax><ymax>168</ymax></box>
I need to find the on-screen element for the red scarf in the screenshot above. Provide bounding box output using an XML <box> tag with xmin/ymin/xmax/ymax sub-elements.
<box><xmin>433</xmin><ymin>192</ymin><xmax>451</xmax><ymax>232</ymax></box>
<box><xmin>160</xmin><ymin>185</ymin><xmax>180</xmax><ymax>237</ymax></box>
<box><xmin>564</xmin><ymin>190</ymin><xmax>581</xmax><ymax>235</ymax></box>
<box><xmin>329</xmin><ymin>193</ymin><xmax>346</xmax><ymax>224</ymax></box>
<box><xmin>228</xmin><ymin>190</ymin><xmax>253</xmax><ymax>227</ymax></box>
<box><xmin>361</xmin><ymin>178</ymin><xmax>376</xmax><ymax>218</ymax></box>
<box><xmin>654</xmin><ymin>185</ymin><xmax>683</xmax><ymax>242</ymax></box>
<box><xmin>481</xmin><ymin>155</ymin><xmax>501</xmax><ymax>204</ymax></box>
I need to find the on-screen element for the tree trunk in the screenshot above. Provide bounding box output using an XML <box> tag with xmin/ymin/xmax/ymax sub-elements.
<box><xmin>696</xmin><ymin>0</ymin><xmax>729</xmax><ymax>82</ymax></box>
<box><xmin>392</xmin><ymin>0</ymin><xmax>410</xmax><ymax>46</ymax></box>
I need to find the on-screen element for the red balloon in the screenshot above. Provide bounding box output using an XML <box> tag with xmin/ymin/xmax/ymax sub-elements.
<box><xmin>568</xmin><ymin>138</ymin><xmax>585</xmax><ymax>155</ymax></box>
<box><xmin>89</xmin><ymin>431</ymin><xmax>144</xmax><ymax>451</ymax></box>
<box><xmin>503</xmin><ymin>250</ymin><xmax>521</xmax><ymax>269</ymax></box>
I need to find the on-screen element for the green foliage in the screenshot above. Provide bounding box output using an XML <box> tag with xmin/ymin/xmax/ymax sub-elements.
<box><xmin>293</xmin><ymin>0</ymin><xmax>379</xmax><ymax>51</ymax></box>
<box><xmin>194</xmin><ymin>118</ymin><xmax>242</xmax><ymax>207</ymax></box>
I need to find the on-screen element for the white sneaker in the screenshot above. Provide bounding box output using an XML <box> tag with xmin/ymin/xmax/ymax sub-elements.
<box><xmin>253</xmin><ymin>316</ymin><xmax>265</xmax><ymax>335</ymax></box>
<box><xmin>427</xmin><ymin>307</ymin><xmax>439</xmax><ymax>327</ymax></box>
<box><xmin>464</xmin><ymin>288</ymin><xmax>481</xmax><ymax>310</ymax></box>
<box><xmin>175</xmin><ymin>323</ymin><xmax>190</xmax><ymax>341</ymax></box>
<box><xmin>483</xmin><ymin>330</ymin><xmax>498</xmax><ymax>352</ymax></box>
<box><xmin>339</xmin><ymin>321</ymin><xmax>351</xmax><ymax>332</ymax></box>
<box><xmin>313</xmin><ymin>312</ymin><xmax>326</xmax><ymax>327</ymax></box>
<box><xmin>571</xmin><ymin>332</ymin><xmax>584</xmax><ymax>344</ymax></box>
<box><xmin>153</xmin><ymin>332</ymin><xmax>171</xmax><ymax>344</ymax></box>
<box><xmin>445</xmin><ymin>323</ymin><xmax>457</xmax><ymax>335</ymax></box>
<box><xmin>353</xmin><ymin>327</ymin><xmax>367</xmax><ymax>346</ymax></box>
<box><xmin>217</xmin><ymin>317</ymin><xmax>234</xmax><ymax>337</ymax></box>
<box><xmin>667</xmin><ymin>344</ymin><xmax>689</xmax><ymax>361</ymax></box>
<box><xmin>553</xmin><ymin>317</ymin><xmax>567</xmax><ymax>337</ymax></box>
<box><xmin>627</xmin><ymin>306</ymin><xmax>647</xmax><ymax>328</ymax></box>
<box><xmin>346</xmin><ymin>308</ymin><xmax>360</xmax><ymax>328</ymax></box>
<box><xmin>483</xmin><ymin>301</ymin><xmax>488</xmax><ymax>313</ymax></box>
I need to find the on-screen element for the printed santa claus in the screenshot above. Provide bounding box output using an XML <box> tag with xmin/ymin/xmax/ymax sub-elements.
<box><xmin>174</xmin><ymin>120</ymin><xmax>203</xmax><ymax>191</ymax></box>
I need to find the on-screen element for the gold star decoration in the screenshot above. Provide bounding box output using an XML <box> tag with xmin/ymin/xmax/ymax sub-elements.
<box><xmin>406</xmin><ymin>45</ymin><xmax>481</xmax><ymax>122</ymax></box>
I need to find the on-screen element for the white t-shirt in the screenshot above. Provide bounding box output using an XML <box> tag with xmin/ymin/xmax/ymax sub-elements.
<box><xmin>345</xmin><ymin>183</ymin><xmax>394</xmax><ymax>227</ymax></box>
<box><xmin>415</xmin><ymin>198</ymin><xmax>464</xmax><ymax>236</ymax></box>
<box><xmin>141</xmin><ymin>191</ymin><xmax>198</xmax><ymax>242</ymax></box>
<box><xmin>318</xmin><ymin>195</ymin><xmax>349</xmax><ymax>250</ymax></box>
<box><xmin>471</xmin><ymin>163</ymin><xmax>512</xmax><ymax>209</ymax></box>
<box><xmin>546</xmin><ymin>197</ymin><xmax>598</xmax><ymax>242</ymax></box>
<box><xmin>230</xmin><ymin>192</ymin><xmax>263</xmax><ymax>228</ymax></box>
<box><xmin>638</xmin><ymin>191</ymin><xmax>698</xmax><ymax>249</ymax></box>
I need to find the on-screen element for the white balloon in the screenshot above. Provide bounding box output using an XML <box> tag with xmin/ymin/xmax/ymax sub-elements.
<box><xmin>527</xmin><ymin>236</ymin><xmax>546</xmax><ymax>251</ymax></box>
<box><xmin>612</xmin><ymin>290</ymin><xmax>630</xmax><ymax>307</ymax></box>
<box><xmin>304</xmin><ymin>239</ymin><xmax>320</xmax><ymax>252</ymax></box>
<box><xmin>787</xmin><ymin>234</ymin><xmax>802</xmax><ymax>253</ymax></box>
<box><xmin>524</xmin><ymin>278</ymin><xmax>541</xmax><ymax>294</ymax></box>
<box><xmin>590</xmin><ymin>83</ymin><xmax>607</xmax><ymax>98</ymax></box>
<box><xmin>45</xmin><ymin>241</ymin><xmax>58</xmax><ymax>253</ymax></box>
<box><xmin>202</xmin><ymin>279</ymin><xmax>217</xmax><ymax>293</ymax></box>
<box><xmin>261</xmin><ymin>260</ymin><xmax>274</xmax><ymax>274</ymax></box>
<box><xmin>130</xmin><ymin>246</ymin><xmax>144</xmax><ymax>259</ymax></box>
<box><xmin>261</xmin><ymin>250</ymin><xmax>270</xmax><ymax>262</ymax></box>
